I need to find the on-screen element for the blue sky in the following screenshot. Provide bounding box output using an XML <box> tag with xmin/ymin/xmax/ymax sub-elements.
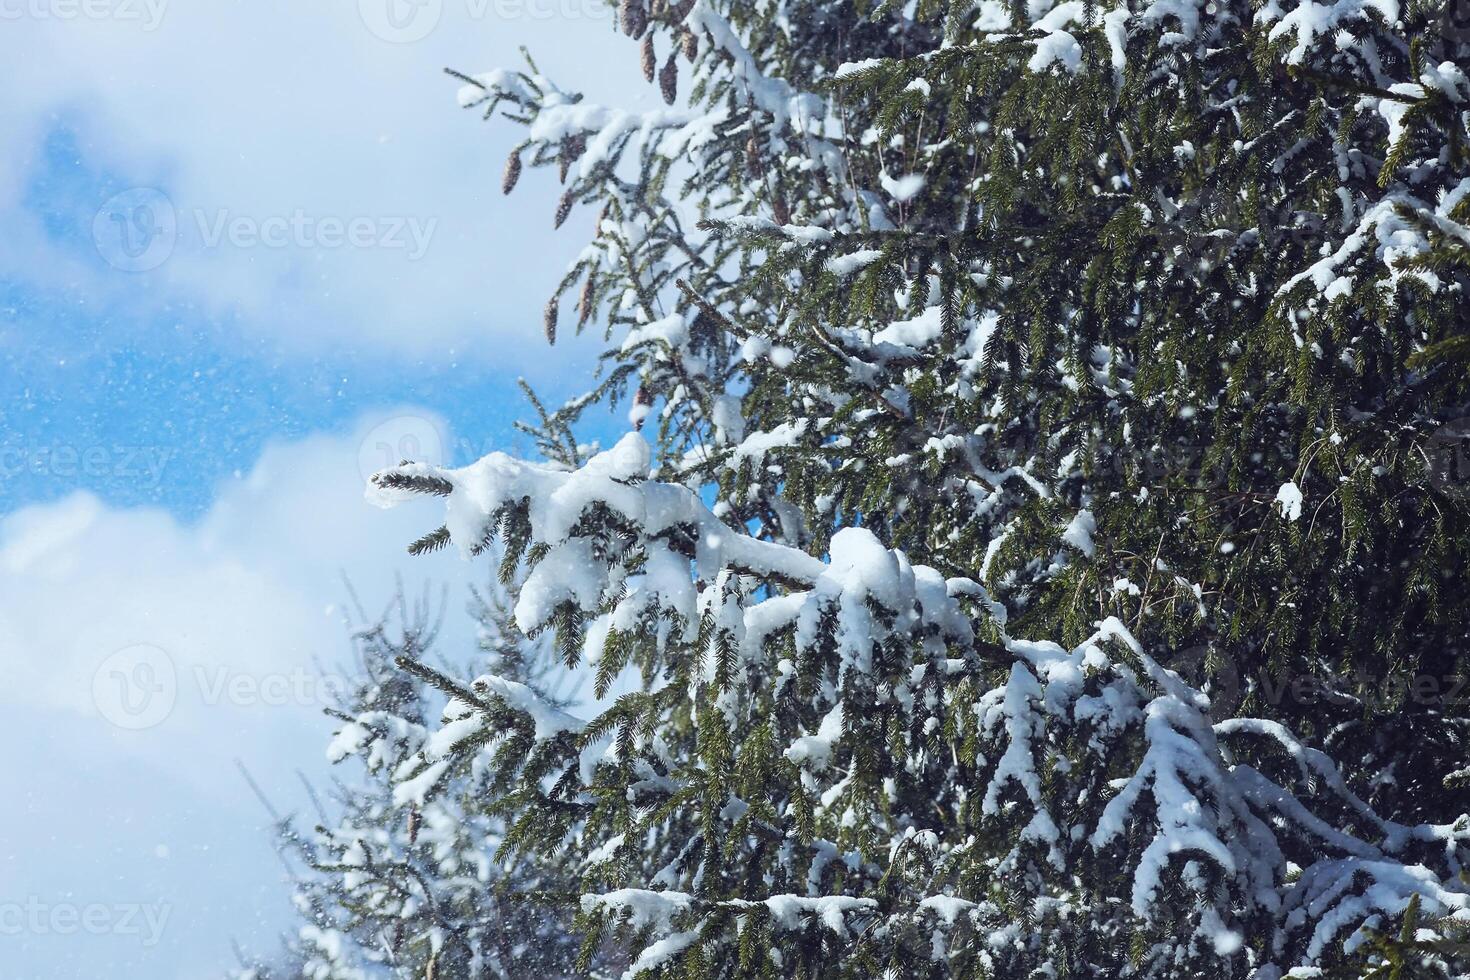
<box><xmin>2</xmin><ymin>271</ymin><xmax>574</xmax><ymax>517</ymax></box>
<box><xmin>0</xmin><ymin>4</ymin><xmax>646</xmax><ymax>977</ymax></box>
<box><xmin>2</xmin><ymin>116</ymin><xmax>613</xmax><ymax>518</ymax></box>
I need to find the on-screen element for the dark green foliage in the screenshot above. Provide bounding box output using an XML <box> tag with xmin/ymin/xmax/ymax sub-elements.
<box><xmin>361</xmin><ymin>0</ymin><xmax>1470</xmax><ymax>975</ymax></box>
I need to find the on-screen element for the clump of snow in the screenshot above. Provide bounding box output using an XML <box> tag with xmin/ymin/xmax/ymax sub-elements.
<box><xmin>879</xmin><ymin>171</ymin><xmax>926</xmax><ymax>203</ymax></box>
<box><xmin>784</xmin><ymin>703</ymin><xmax>844</xmax><ymax>770</ymax></box>
<box><xmin>833</xmin><ymin>57</ymin><xmax>883</xmax><ymax>78</ymax></box>
<box><xmin>581</xmin><ymin>889</ymin><xmax>694</xmax><ymax>931</ymax></box>
<box><xmin>761</xmin><ymin>895</ymin><xmax>876</xmax><ymax>936</ymax></box>
<box><xmin>624</xmin><ymin>930</ymin><xmax>700</xmax><ymax>978</ymax></box>
<box><xmin>1061</xmin><ymin>509</ymin><xmax>1096</xmax><ymax>557</ymax></box>
<box><xmin>475</xmin><ymin>674</ymin><xmax>585</xmax><ymax>740</ymax></box>
<box><xmin>622</xmin><ymin>313</ymin><xmax>690</xmax><ymax>353</ymax></box>
<box><xmin>1028</xmin><ymin>31</ymin><xmax>1083</xmax><ymax>73</ymax></box>
<box><xmin>873</xmin><ymin>305</ymin><xmax>943</xmax><ymax>349</ymax></box>
<box><xmin>1275</xmin><ymin>481</ymin><xmax>1304</xmax><ymax>522</ymax></box>
<box><xmin>731</xmin><ymin>420</ymin><xmax>808</xmax><ymax>466</ymax></box>
<box><xmin>825</xmin><ymin>249</ymin><xmax>884</xmax><ymax>276</ymax></box>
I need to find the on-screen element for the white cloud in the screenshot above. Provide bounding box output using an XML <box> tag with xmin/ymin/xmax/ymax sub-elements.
<box><xmin>0</xmin><ymin>0</ymin><xmax>650</xmax><ymax>360</ymax></box>
<box><xmin>0</xmin><ymin>414</ymin><xmax>498</xmax><ymax>978</ymax></box>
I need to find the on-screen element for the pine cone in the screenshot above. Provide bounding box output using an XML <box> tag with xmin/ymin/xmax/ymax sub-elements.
<box><xmin>681</xmin><ymin>27</ymin><xmax>699</xmax><ymax>61</ymax></box>
<box><xmin>555</xmin><ymin>190</ymin><xmax>575</xmax><ymax>229</ymax></box>
<box><xmin>578</xmin><ymin>276</ymin><xmax>595</xmax><ymax>326</ymax></box>
<box><xmin>502</xmin><ymin>150</ymin><xmax>522</xmax><ymax>195</ymax></box>
<box><xmin>641</xmin><ymin>34</ymin><xmax>657</xmax><ymax>83</ymax></box>
<box><xmin>561</xmin><ymin>133</ymin><xmax>586</xmax><ymax>183</ymax></box>
<box><xmin>659</xmin><ymin>54</ymin><xmax>678</xmax><ymax>105</ymax></box>
<box><xmin>544</xmin><ymin>297</ymin><xmax>559</xmax><ymax>345</ymax></box>
<box><xmin>632</xmin><ymin>385</ymin><xmax>653</xmax><ymax>431</ymax></box>
<box><xmin>746</xmin><ymin>134</ymin><xmax>763</xmax><ymax>178</ymax></box>
<box><xmin>619</xmin><ymin>0</ymin><xmax>647</xmax><ymax>37</ymax></box>
<box><xmin>772</xmin><ymin>193</ymin><xmax>790</xmax><ymax>225</ymax></box>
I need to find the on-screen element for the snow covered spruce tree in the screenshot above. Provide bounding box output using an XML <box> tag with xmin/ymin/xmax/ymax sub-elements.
<box><xmin>366</xmin><ymin>0</ymin><xmax>1470</xmax><ymax>974</ymax></box>
<box><xmin>233</xmin><ymin>582</ymin><xmax>588</xmax><ymax>979</ymax></box>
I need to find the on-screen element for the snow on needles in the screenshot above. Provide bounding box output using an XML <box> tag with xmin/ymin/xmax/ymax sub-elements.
<box><xmin>368</xmin><ymin>437</ymin><xmax>1470</xmax><ymax>975</ymax></box>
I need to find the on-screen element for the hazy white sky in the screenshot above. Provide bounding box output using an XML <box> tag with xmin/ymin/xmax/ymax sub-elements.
<box><xmin>0</xmin><ymin>0</ymin><xmax>646</xmax><ymax>356</ymax></box>
<box><xmin>1</xmin><ymin>416</ymin><xmax>490</xmax><ymax>977</ymax></box>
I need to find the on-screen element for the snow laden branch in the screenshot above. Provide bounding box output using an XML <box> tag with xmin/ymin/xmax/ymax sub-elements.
<box><xmin>240</xmin><ymin>589</ymin><xmax>588</xmax><ymax>978</ymax></box>
<box><xmin>367</xmin><ymin>438</ymin><xmax>1470</xmax><ymax>976</ymax></box>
